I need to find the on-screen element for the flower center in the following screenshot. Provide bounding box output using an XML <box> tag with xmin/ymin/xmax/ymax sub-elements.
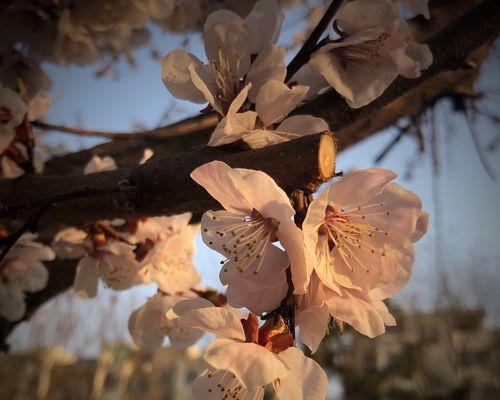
<box><xmin>204</xmin><ymin>370</ymin><xmax>250</xmax><ymax>398</ymax></box>
<box><xmin>322</xmin><ymin>203</ymin><xmax>390</xmax><ymax>273</ymax></box>
<box><xmin>210</xmin><ymin>209</ymin><xmax>279</xmax><ymax>276</ymax></box>
<box><xmin>241</xmin><ymin>314</ymin><xmax>294</xmax><ymax>353</ymax></box>
<box><xmin>335</xmin><ymin>32</ymin><xmax>391</xmax><ymax>69</ymax></box>
<box><xmin>209</xmin><ymin>47</ymin><xmax>242</xmax><ymax>111</ymax></box>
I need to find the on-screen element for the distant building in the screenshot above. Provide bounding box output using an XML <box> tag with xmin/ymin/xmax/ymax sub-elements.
<box><xmin>335</xmin><ymin>308</ymin><xmax>500</xmax><ymax>400</ymax></box>
<box><xmin>0</xmin><ymin>344</ymin><xmax>204</xmax><ymax>400</ymax></box>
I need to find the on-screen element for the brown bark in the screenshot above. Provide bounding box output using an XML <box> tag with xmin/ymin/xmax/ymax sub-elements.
<box><xmin>1</xmin><ymin>133</ymin><xmax>337</xmax><ymax>231</ymax></box>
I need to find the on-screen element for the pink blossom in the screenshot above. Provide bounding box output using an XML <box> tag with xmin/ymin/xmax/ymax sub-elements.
<box><xmin>309</xmin><ymin>0</ymin><xmax>432</xmax><ymax>108</ymax></box>
<box><xmin>174</xmin><ymin>303</ymin><xmax>328</xmax><ymax>399</ymax></box>
<box><xmin>83</xmin><ymin>155</ymin><xmax>117</xmax><ymax>174</ymax></box>
<box><xmin>0</xmin><ymin>233</ymin><xmax>54</xmax><ymax>321</ymax></box>
<box><xmin>161</xmin><ymin>0</ymin><xmax>285</xmax><ymax>114</ymax></box>
<box><xmin>52</xmin><ymin>226</ymin><xmax>144</xmax><ymax>298</ymax></box>
<box><xmin>300</xmin><ymin>169</ymin><xmax>428</xmax><ymax>342</ymax></box>
<box><xmin>128</xmin><ymin>292</ymin><xmax>206</xmax><ymax>349</ymax></box>
<box><xmin>132</xmin><ymin>213</ymin><xmax>201</xmax><ymax>294</ymax></box>
<box><xmin>208</xmin><ymin>80</ymin><xmax>329</xmax><ymax>149</ymax></box>
<box><xmin>191</xmin><ymin>161</ymin><xmax>311</xmax><ymax>313</ymax></box>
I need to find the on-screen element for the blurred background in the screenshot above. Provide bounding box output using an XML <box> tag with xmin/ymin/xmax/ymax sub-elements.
<box><xmin>1</xmin><ymin>0</ymin><xmax>499</xmax><ymax>399</ymax></box>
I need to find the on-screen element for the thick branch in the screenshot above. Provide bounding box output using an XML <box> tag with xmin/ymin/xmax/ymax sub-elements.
<box><xmin>1</xmin><ymin>133</ymin><xmax>337</xmax><ymax>228</ymax></box>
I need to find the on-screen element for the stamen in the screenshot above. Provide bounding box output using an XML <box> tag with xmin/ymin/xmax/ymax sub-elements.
<box><xmin>322</xmin><ymin>203</ymin><xmax>391</xmax><ymax>274</ymax></box>
<box><xmin>207</xmin><ymin>210</ymin><xmax>279</xmax><ymax>276</ymax></box>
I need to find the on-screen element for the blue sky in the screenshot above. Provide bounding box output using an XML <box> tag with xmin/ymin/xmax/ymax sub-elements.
<box><xmin>9</xmin><ymin>4</ymin><xmax>500</xmax><ymax>355</ymax></box>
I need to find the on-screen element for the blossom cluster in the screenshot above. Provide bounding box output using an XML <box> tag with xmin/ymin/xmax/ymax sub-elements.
<box><xmin>0</xmin><ymin>1</ymin><xmax>432</xmax><ymax>399</ymax></box>
<box><xmin>0</xmin><ymin>87</ymin><xmax>49</xmax><ymax>178</ymax></box>
<box><xmin>160</xmin><ymin>1</ymin><xmax>429</xmax><ymax>397</ymax></box>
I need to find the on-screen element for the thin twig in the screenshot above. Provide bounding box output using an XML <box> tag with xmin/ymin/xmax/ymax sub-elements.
<box><xmin>285</xmin><ymin>0</ymin><xmax>344</xmax><ymax>82</ymax></box>
<box><xmin>0</xmin><ymin>204</ymin><xmax>52</xmax><ymax>267</ymax></box>
<box><xmin>33</xmin><ymin>120</ymin><xmax>146</xmax><ymax>139</ymax></box>
<box><xmin>464</xmin><ymin>106</ymin><xmax>497</xmax><ymax>181</ymax></box>
<box><xmin>375</xmin><ymin>125</ymin><xmax>411</xmax><ymax>164</ymax></box>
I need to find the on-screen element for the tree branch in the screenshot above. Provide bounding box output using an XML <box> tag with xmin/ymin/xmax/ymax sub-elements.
<box><xmin>285</xmin><ymin>0</ymin><xmax>344</xmax><ymax>82</ymax></box>
<box><xmin>0</xmin><ymin>204</ymin><xmax>52</xmax><ymax>267</ymax></box>
<box><xmin>33</xmin><ymin>121</ymin><xmax>147</xmax><ymax>139</ymax></box>
<box><xmin>0</xmin><ymin>133</ymin><xmax>337</xmax><ymax>228</ymax></box>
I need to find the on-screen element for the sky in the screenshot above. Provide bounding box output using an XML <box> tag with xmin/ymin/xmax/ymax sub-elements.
<box><xmin>8</xmin><ymin>3</ymin><xmax>500</xmax><ymax>356</ymax></box>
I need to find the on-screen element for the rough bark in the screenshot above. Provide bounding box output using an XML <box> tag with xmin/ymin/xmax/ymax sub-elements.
<box><xmin>1</xmin><ymin>133</ymin><xmax>336</xmax><ymax>230</ymax></box>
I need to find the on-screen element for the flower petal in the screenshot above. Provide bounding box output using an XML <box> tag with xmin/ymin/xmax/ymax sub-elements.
<box><xmin>296</xmin><ymin>305</ymin><xmax>330</xmax><ymax>354</ymax></box>
<box><xmin>275</xmin><ymin>347</ymin><xmax>328</xmax><ymax>400</ymax></box>
<box><xmin>337</xmin><ymin>0</ymin><xmax>399</xmax><ymax>33</ymax></box>
<box><xmin>100</xmin><ymin>249</ymin><xmax>143</xmax><ymax>291</ymax></box>
<box><xmin>128</xmin><ymin>293</ymin><xmax>177</xmax><ymax>349</ymax></box>
<box><xmin>290</xmin><ymin>64</ymin><xmax>329</xmax><ymax>101</ymax></box>
<box><xmin>204</xmin><ymin>19</ymin><xmax>256</xmax><ymax>80</ymax></box>
<box><xmin>310</xmin><ymin>46</ymin><xmax>399</xmax><ymax>109</ymax></box>
<box><xmin>226</xmin><ymin>275</ymin><xmax>288</xmax><ymax>315</ymax></box>
<box><xmin>256</xmin><ymin>81</ymin><xmax>309</xmax><ymax>127</ymax></box>
<box><xmin>51</xmin><ymin>227</ymin><xmax>86</xmax><ymax>259</ymax></box>
<box><xmin>325</xmin><ymin>287</ymin><xmax>394</xmax><ymax>338</ymax></box>
<box><xmin>208</xmin><ymin>110</ymin><xmax>257</xmax><ymax>147</ymax></box>
<box><xmin>328</xmin><ymin>168</ymin><xmax>396</xmax><ymax>207</ymax></box>
<box><xmin>83</xmin><ymin>155</ymin><xmax>117</xmax><ymax>174</ymax></box>
<box><xmin>4</xmin><ymin>259</ymin><xmax>48</xmax><ymax>293</ymax></box>
<box><xmin>243</xmin><ymin>113</ymin><xmax>330</xmax><ymax>149</ymax></box>
<box><xmin>193</xmin><ymin>369</ymin><xmax>265</xmax><ymax>400</ymax></box>
<box><xmin>192</xmin><ymin>161</ymin><xmax>259</xmax><ymax>215</ymax></box>
<box><xmin>0</xmin><ymin>130</ymin><xmax>14</xmax><ymax>154</ymax></box>
<box><xmin>188</xmin><ymin>62</ymin><xmax>219</xmax><ymax>112</ymax></box>
<box><xmin>132</xmin><ymin>212</ymin><xmax>192</xmax><ymax>243</ymax></box>
<box><xmin>0</xmin><ymin>87</ymin><xmax>27</xmax><ymax>135</ymax></box>
<box><xmin>219</xmin><ymin>243</ymin><xmax>289</xmax><ymax>286</ymax></box>
<box><xmin>175</xmin><ymin>306</ymin><xmax>246</xmax><ymax>340</ymax></box>
<box><xmin>204</xmin><ymin>338</ymin><xmax>291</xmax><ymax>388</ymax></box>
<box><xmin>1</xmin><ymin>156</ymin><xmax>25</xmax><ymax>179</ymax></box>
<box><xmin>368</xmin><ymin>245</ymin><xmax>415</xmax><ymax>300</ymax></box>
<box><xmin>171</xmin><ymin>297</ymin><xmax>214</xmax><ymax>316</ymax></box>
<box><xmin>276</xmin><ymin>217</ymin><xmax>311</xmax><ymax>295</ymax></box>
<box><xmin>398</xmin><ymin>42</ymin><xmax>433</xmax><ymax>79</ymax></box>
<box><xmin>74</xmin><ymin>256</ymin><xmax>99</xmax><ymax>299</ymax></box>
<box><xmin>276</xmin><ymin>115</ymin><xmax>329</xmax><ymax>136</ymax></box>
<box><xmin>410</xmin><ymin>211</ymin><xmax>429</xmax><ymax>242</ymax></box>
<box><xmin>161</xmin><ymin>49</ymin><xmax>208</xmax><ymax>104</ymax></box>
<box><xmin>0</xmin><ymin>283</ymin><xmax>25</xmax><ymax>321</ymax></box>
<box><xmin>141</xmin><ymin>226</ymin><xmax>200</xmax><ymax>294</ymax></box>
<box><xmin>27</xmin><ymin>91</ymin><xmax>51</xmax><ymax>121</ymax></box>
<box><xmin>245</xmin><ymin>0</ymin><xmax>284</xmax><ymax>51</ymax></box>
<box><xmin>246</xmin><ymin>45</ymin><xmax>286</xmax><ymax>102</ymax></box>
